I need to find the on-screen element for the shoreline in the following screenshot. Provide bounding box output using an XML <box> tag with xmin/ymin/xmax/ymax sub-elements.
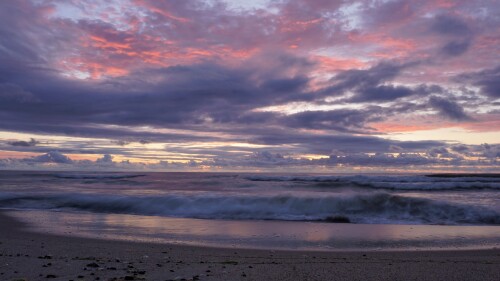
<box><xmin>5</xmin><ymin>208</ymin><xmax>500</xmax><ymax>252</ymax></box>
<box><xmin>1</xmin><ymin>211</ymin><xmax>500</xmax><ymax>280</ymax></box>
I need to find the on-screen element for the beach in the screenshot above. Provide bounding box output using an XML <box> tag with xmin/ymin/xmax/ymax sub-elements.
<box><xmin>1</xmin><ymin>212</ymin><xmax>499</xmax><ymax>281</ymax></box>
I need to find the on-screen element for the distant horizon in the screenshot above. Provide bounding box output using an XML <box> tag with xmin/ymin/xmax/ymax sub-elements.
<box><xmin>1</xmin><ymin>168</ymin><xmax>499</xmax><ymax>175</ymax></box>
<box><xmin>0</xmin><ymin>0</ymin><xmax>498</xmax><ymax>172</ymax></box>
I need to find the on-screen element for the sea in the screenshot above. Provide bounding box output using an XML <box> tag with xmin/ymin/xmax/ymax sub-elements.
<box><xmin>1</xmin><ymin>171</ymin><xmax>499</xmax><ymax>251</ymax></box>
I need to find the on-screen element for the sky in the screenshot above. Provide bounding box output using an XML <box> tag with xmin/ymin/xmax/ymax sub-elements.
<box><xmin>0</xmin><ymin>0</ymin><xmax>498</xmax><ymax>172</ymax></box>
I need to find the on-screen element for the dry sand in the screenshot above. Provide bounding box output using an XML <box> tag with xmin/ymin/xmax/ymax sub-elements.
<box><xmin>1</xmin><ymin>212</ymin><xmax>499</xmax><ymax>281</ymax></box>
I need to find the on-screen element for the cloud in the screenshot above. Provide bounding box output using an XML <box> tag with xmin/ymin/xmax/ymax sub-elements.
<box><xmin>283</xmin><ymin>108</ymin><xmax>383</xmax><ymax>132</ymax></box>
<box><xmin>0</xmin><ymin>83</ymin><xmax>37</xmax><ymax>103</ymax></box>
<box><xmin>0</xmin><ymin>145</ymin><xmax>497</xmax><ymax>171</ymax></box>
<box><xmin>441</xmin><ymin>39</ymin><xmax>471</xmax><ymax>56</ymax></box>
<box><xmin>429</xmin><ymin>14</ymin><xmax>473</xmax><ymax>57</ymax></box>
<box><xmin>459</xmin><ymin>65</ymin><xmax>500</xmax><ymax>98</ymax></box>
<box><xmin>96</xmin><ymin>154</ymin><xmax>113</xmax><ymax>163</ymax></box>
<box><xmin>26</xmin><ymin>151</ymin><xmax>73</xmax><ymax>164</ymax></box>
<box><xmin>8</xmin><ymin>138</ymin><xmax>39</xmax><ymax>147</ymax></box>
<box><xmin>429</xmin><ymin>96</ymin><xmax>472</xmax><ymax>121</ymax></box>
<box><xmin>427</xmin><ymin>147</ymin><xmax>452</xmax><ymax>158</ymax></box>
<box><xmin>431</xmin><ymin>14</ymin><xmax>470</xmax><ymax>36</ymax></box>
<box><xmin>326</xmin><ymin>152</ymin><xmax>437</xmax><ymax>166</ymax></box>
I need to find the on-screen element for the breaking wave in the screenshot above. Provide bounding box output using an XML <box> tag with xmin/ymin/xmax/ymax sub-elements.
<box><xmin>245</xmin><ymin>175</ymin><xmax>500</xmax><ymax>190</ymax></box>
<box><xmin>1</xmin><ymin>192</ymin><xmax>498</xmax><ymax>225</ymax></box>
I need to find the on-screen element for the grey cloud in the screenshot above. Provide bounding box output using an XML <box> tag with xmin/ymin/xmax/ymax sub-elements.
<box><xmin>96</xmin><ymin>154</ymin><xmax>113</xmax><ymax>163</ymax></box>
<box><xmin>429</xmin><ymin>96</ymin><xmax>472</xmax><ymax>121</ymax></box>
<box><xmin>113</xmin><ymin>140</ymin><xmax>130</xmax><ymax>146</ymax></box>
<box><xmin>327</xmin><ymin>62</ymin><xmax>406</xmax><ymax>93</ymax></box>
<box><xmin>8</xmin><ymin>138</ymin><xmax>39</xmax><ymax>147</ymax></box>
<box><xmin>441</xmin><ymin>39</ymin><xmax>471</xmax><ymax>56</ymax></box>
<box><xmin>251</xmin><ymin>129</ymin><xmax>445</xmax><ymax>155</ymax></box>
<box><xmin>26</xmin><ymin>151</ymin><xmax>73</xmax><ymax>164</ymax></box>
<box><xmin>360</xmin><ymin>0</ymin><xmax>416</xmax><ymax>28</ymax></box>
<box><xmin>261</xmin><ymin>76</ymin><xmax>309</xmax><ymax>93</ymax></box>
<box><xmin>459</xmin><ymin>65</ymin><xmax>500</xmax><ymax>98</ymax></box>
<box><xmin>352</xmin><ymin>85</ymin><xmax>414</xmax><ymax>102</ymax></box>
<box><xmin>450</xmin><ymin>145</ymin><xmax>469</xmax><ymax>154</ymax></box>
<box><xmin>427</xmin><ymin>147</ymin><xmax>452</xmax><ymax>158</ymax></box>
<box><xmin>326</xmin><ymin>153</ymin><xmax>438</xmax><ymax>166</ymax></box>
<box><xmin>431</xmin><ymin>14</ymin><xmax>470</xmax><ymax>35</ymax></box>
<box><xmin>388</xmin><ymin>145</ymin><xmax>403</xmax><ymax>152</ymax></box>
<box><xmin>283</xmin><ymin>108</ymin><xmax>383</xmax><ymax>132</ymax></box>
<box><xmin>430</xmin><ymin>14</ymin><xmax>473</xmax><ymax>57</ymax></box>
<box><xmin>318</xmin><ymin>61</ymin><xmax>428</xmax><ymax>103</ymax></box>
<box><xmin>1</xmin><ymin>144</ymin><xmax>497</xmax><ymax>171</ymax></box>
<box><xmin>0</xmin><ymin>83</ymin><xmax>37</xmax><ymax>103</ymax></box>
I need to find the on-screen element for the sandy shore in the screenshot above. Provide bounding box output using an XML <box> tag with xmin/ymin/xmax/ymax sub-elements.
<box><xmin>0</xmin><ymin>212</ymin><xmax>499</xmax><ymax>281</ymax></box>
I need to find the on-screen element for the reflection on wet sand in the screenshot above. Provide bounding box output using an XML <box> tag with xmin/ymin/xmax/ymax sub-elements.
<box><xmin>8</xmin><ymin>209</ymin><xmax>500</xmax><ymax>251</ymax></box>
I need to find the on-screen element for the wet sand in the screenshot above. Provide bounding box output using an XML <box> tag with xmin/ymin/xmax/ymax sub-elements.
<box><xmin>1</xmin><ymin>212</ymin><xmax>499</xmax><ymax>281</ymax></box>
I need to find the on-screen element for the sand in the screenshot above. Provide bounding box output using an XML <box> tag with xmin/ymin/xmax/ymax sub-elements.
<box><xmin>0</xmin><ymin>212</ymin><xmax>499</xmax><ymax>281</ymax></box>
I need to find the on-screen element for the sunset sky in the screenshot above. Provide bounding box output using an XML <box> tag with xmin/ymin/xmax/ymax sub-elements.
<box><xmin>0</xmin><ymin>0</ymin><xmax>498</xmax><ymax>172</ymax></box>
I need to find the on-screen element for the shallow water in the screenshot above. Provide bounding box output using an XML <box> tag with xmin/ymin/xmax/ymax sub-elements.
<box><xmin>7</xmin><ymin>209</ymin><xmax>500</xmax><ymax>251</ymax></box>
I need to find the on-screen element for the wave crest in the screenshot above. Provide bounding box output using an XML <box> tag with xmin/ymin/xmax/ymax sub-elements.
<box><xmin>245</xmin><ymin>175</ymin><xmax>500</xmax><ymax>190</ymax></box>
<box><xmin>1</xmin><ymin>192</ymin><xmax>498</xmax><ymax>225</ymax></box>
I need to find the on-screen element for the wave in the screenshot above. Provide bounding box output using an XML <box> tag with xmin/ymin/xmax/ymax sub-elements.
<box><xmin>245</xmin><ymin>175</ymin><xmax>500</xmax><ymax>191</ymax></box>
<box><xmin>1</xmin><ymin>192</ymin><xmax>498</xmax><ymax>225</ymax></box>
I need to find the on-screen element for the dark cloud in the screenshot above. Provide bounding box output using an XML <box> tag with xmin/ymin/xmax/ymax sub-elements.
<box><xmin>317</xmin><ymin>61</ymin><xmax>433</xmax><ymax>103</ymax></box>
<box><xmin>326</xmin><ymin>153</ymin><xmax>438</xmax><ymax>166</ymax></box>
<box><xmin>429</xmin><ymin>96</ymin><xmax>472</xmax><ymax>121</ymax></box>
<box><xmin>430</xmin><ymin>14</ymin><xmax>473</xmax><ymax>57</ymax></box>
<box><xmin>459</xmin><ymin>66</ymin><xmax>500</xmax><ymax>98</ymax></box>
<box><xmin>8</xmin><ymin>138</ymin><xmax>39</xmax><ymax>147</ymax></box>
<box><xmin>96</xmin><ymin>154</ymin><xmax>113</xmax><ymax>163</ymax></box>
<box><xmin>113</xmin><ymin>140</ymin><xmax>130</xmax><ymax>146</ymax></box>
<box><xmin>251</xmin><ymin>129</ymin><xmax>444</xmax><ymax>155</ymax></box>
<box><xmin>431</xmin><ymin>14</ymin><xmax>470</xmax><ymax>36</ymax></box>
<box><xmin>450</xmin><ymin>145</ymin><xmax>469</xmax><ymax>154</ymax></box>
<box><xmin>353</xmin><ymin>85</ymin><xmax>414</xmax><ymax>102</ymax></box>
<box><xmin>283</xmin><ymin>108</ymin><xmax>383</xmax><ymax>132</ymax></box>
<box><xmin>326</xmin><ymin>62</ymin><xmax>407</xmax><ymax>94</ymax></box>
<box><xmin>441</xmin><ymin>39</ymin><xmax>471</xmax><ymax>56</ymax></box>
<box><xmin>0</xmin><ymin>83</ymin><xmax>37</xmax><ymax>103</ymax></box>
<box><xmin>427</xmin><ymin>147</ymin><xmax>452</xmax><ymax>158</ymax></box>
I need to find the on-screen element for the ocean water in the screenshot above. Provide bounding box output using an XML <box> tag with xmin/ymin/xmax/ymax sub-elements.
<box><xmin>1</xmin><ymin>171</ymin><xmax>499</xmax><ymax>250</ymax></box>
